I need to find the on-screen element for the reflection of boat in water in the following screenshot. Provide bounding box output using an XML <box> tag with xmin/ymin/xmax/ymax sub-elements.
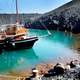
<box><xmin>0</xmin><ymin>24</ymin><xmax>38</xmax><ymax>51</ymax></box>
<box><xmin>0</xmin><ymin>49</ymin><xmax>39</xmax><ymax>73</ymax></box>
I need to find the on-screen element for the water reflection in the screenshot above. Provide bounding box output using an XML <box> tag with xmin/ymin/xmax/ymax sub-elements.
<box><xmin>0</xmin><ymin>49</ymin><xmax>39</xmax><ymax>73</ymax></box>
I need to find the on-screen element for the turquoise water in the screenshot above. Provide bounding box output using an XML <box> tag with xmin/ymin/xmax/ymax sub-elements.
<box><xmin>0</xmin><ymin>30</ymin><xmax>78</xmax><ymax>74</ymax></box>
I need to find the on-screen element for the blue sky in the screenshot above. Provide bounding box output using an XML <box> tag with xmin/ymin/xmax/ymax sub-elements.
<box><xmin>0</xmin><ymin>0</ymin><xmax>72</xmax><ymax>13</ymax></box>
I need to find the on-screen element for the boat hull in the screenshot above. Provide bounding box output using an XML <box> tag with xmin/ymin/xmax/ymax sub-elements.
<box><xmin>0</xmin><ymin>37</ymin><xmax>38</xmax><ymax>51</ymax></box>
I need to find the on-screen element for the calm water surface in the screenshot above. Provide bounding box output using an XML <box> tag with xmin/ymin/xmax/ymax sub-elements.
<box><xmin>0</xmin><ymin>29</ymin><xmax>79</xmax><ymax>74</ymax></box>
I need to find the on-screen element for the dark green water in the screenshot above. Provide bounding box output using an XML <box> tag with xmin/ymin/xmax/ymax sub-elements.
<box><xmin>0</xmin><ymin>30</ymin><xmax>78</xmax><ymax>74</ymax></box>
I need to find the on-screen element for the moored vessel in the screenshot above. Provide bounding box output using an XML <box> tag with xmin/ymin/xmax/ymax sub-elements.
<box><xmin>0</xmin><ymin>0</ymin><xmax>38</xmax><ymax>51</ymax></box>
<box><xmin>0</xmin><ymin>24</ymin><xmax>38</xmax><ymax>51</ymax></box>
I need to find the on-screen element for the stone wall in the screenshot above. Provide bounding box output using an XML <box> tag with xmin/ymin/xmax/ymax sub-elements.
<box><xmin>0</xmin><ymin>14</ymin><xmax>41</xmax><ymax>26</ymax></box>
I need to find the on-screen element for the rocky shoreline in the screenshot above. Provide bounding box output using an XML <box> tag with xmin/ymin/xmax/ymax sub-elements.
<box><xmin>4</xmin><ymin>59</ymin><xmax>79</xmax><ymax>80</ymax></box>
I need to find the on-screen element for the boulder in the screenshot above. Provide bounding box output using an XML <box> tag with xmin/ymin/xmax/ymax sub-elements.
<box><xmin>53</xmin><ymin>63</ymin><xmax>65</xmax><ymax>75</ymax></box>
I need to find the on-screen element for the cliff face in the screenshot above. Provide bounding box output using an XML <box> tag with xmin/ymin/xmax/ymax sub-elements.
<box><xmin>0</xmin><ymin>14</ymin><xmax>41</xmax><ymax>26</ymax></box>
<box><xmin>0</xmin><ymin>0</ymin><xmax>80</xmax><ymax>33</ymax></box>
<box><xmin>30</xmin><ymin>0</ymin><xmax>80</xmax><ymax>33</ymax></box>
<box><xmin>44</xmin><ymin>0</ymin><xmax>80</xmax><ymax>18</ymax></box>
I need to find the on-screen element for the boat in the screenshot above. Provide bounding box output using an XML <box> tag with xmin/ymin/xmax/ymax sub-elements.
<box><xmin>0</xmin><ymin>0</ymin><xmax>38</xmax><ymax>51</ymax></box>
<box><xmin>0</xmin><ymin>24</ymin><xmax>38</xmax><ymax>51</ymax></box>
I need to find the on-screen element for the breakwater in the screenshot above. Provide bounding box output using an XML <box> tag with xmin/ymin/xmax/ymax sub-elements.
<box><xmin>0</xmin><ymin>14</ymin><xmax>41</xmax><ymax>26</ymax></box>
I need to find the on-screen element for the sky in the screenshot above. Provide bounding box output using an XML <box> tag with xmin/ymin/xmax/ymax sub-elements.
<box><xmin>0</xmin><ymin>0</ymin><xmax>72</xmax><ymax>14</ymax></box>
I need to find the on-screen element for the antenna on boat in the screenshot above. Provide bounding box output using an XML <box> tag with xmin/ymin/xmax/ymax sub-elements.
<box><xmin>39</xmin><ymin>20</ymin><xmax>51</xmax><ymax>35</ymax></box>
<box><xmin>16</xmin><ymin>0</ymin><xmax>19</xmax><ymax>24</ymax></box>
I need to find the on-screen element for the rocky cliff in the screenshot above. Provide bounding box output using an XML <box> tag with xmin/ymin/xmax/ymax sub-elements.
<box><xmin>30</xmin><ymin>0</ymin><xmax>80</xmax><ymax>33</ymax></box>
<box><xmin>0</xmin><ymin>0</ymin><xmax>80</xmax><ymax>33</ymax></box>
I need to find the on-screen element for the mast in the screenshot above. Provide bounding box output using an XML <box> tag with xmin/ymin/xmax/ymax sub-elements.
<box><xmin>16</xmin><ymin>0</ymin><xmax>19</xmax><ymax>23</ymax></box>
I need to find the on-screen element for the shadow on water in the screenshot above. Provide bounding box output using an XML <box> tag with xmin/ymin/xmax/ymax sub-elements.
<box><xmin>0</xmin><ymin>48</ymin><xmax>39</xmax><ymax>74</ymax></box>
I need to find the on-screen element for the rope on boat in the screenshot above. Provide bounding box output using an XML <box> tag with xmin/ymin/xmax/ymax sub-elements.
<box><xmin>39</xmin><ymin>34</ymin><xmax>51</xmax><ymax>38</ymax></box>
<box><xmin>35</xmin><ymin>20</ymin><xmax>52</xmax><ymax>38</ymax></box>
<box><xmin>28</xmin><ymin>20</ymin><xmax>52</xmax><ymax>38</ymax></box>
<box><xmin>39</xmin><ymin>20</ymin><xmax>51</xmax><ymax>35</ymax></box>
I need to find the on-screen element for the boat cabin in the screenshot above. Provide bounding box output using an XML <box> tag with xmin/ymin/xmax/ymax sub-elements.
<box><xmin>0</xmin><ymin>24</ymin><xmax>27</xmax><ymax>40</ymax></box>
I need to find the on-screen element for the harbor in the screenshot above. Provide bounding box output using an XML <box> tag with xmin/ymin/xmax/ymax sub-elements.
<box><xmin>0</xmin><ymin>0</ymin><xmax>80</xmax><ymax>80</ymax></box>
<box><xmin>0</xmin><ymin>30</ymin><xmax>80</xmax><ymax>79</ymax></box>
